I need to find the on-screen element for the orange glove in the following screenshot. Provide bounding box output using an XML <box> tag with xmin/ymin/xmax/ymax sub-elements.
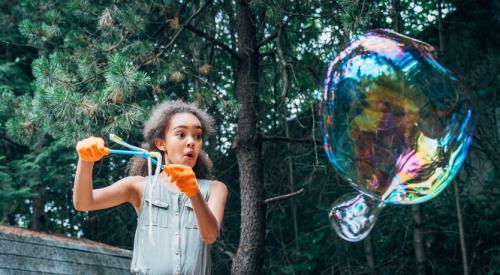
<box><xmin>76</xmin><ymin>137</ymin><xmax>110</xmax><ymax>162</ymax></box>
<box><xmin>164</xmin><ymin>164</ymin><xmax>199</xmax><ymax>197</ymax></box>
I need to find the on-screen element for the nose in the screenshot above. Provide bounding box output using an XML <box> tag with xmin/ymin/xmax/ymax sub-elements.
<box><xmin>186</xmin><ymin>136</ymin><xmax>195</xmax><ymax>148</ymax></box>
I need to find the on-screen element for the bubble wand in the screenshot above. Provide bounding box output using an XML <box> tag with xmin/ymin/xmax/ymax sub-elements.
<box><xmin>108</xmin><ymin>134</ymin><xmax>164</xmax><ymax>169</ymax></box>
<box><xmin>108</xmin><ymin>134</ymin><xmax>162</xmax><ymax>246</ymax></box>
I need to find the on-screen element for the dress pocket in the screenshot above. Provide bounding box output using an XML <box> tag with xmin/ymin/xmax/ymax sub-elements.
<box><xmin>184</xmin><ymin>201</ymin><xmax>198</xmax><ymax>229</ymax></box>
<box><xmin>144</xmin><ymin>198</ymin><xmax>169</xmax><ymax>228</ymax></box>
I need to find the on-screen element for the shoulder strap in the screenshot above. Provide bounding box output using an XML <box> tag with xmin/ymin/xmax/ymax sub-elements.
<box><xmin>198</xmin><ymin>179</ymin><xmax>211</xmax><ymax>202</ymax></box>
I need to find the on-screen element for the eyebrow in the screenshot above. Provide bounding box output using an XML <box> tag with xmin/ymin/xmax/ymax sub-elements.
<box><xmin>172</xmin><ymin>125</ymin><xmax>203</xmax><ymax>130</ymax></box>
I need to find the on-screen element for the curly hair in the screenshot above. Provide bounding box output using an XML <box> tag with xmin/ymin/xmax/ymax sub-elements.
<box><xmin>129</xmin><ymin>100</ymin><xmax>215</xmax><ymax>179</ymax></box>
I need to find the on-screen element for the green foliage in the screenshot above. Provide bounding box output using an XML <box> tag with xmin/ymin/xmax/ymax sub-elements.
<box><xmin>1</xmin><ymin>0</ymin><xmax>498</xmax><ymax>273</ymax></box>
<box><xmin>104</xmin><ymin>53</ymin><xmax>151</xmax><ymax>100</ymax></box>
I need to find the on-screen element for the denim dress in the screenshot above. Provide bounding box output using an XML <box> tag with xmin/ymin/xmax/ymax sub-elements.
<box><xmin>131</xmin><ymin>178</ymin><xmax>211</xmax><ymax>275</ymax></box>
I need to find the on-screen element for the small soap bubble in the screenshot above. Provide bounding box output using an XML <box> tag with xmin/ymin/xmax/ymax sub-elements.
<box><xmin>328</xmin><ymin>192</ymin><xmax>384</xmax><ymax>242</ymax></box>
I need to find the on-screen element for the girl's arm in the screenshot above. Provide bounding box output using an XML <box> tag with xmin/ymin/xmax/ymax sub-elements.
<box><xmin>73</xmin><ymin>137</ymin><xmax>143</xmax><ymax>213</ymax></box>
<box><xmin>164</xmin><ymin>164</ymin><xmax>228</xmax><ymax>244</ymax></box>
<box><xmin>189</xmin><ymin>180</ymin><xmax>228</xmax><ymax>244</ymax></box>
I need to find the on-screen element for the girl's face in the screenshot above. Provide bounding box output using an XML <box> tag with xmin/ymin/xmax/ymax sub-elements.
<box><xmin>156</xmin><ymin>112</ymin><xmax>203</xmax><ymax>167</ymax></box>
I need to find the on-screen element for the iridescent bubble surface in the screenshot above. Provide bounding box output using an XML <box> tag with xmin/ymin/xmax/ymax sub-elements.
<box><xmin>320</xmin><ymin>29</ymin><xmax>474</xmax><ymax>242</ymax></box>
<box><xmin>320</xmin><ymin>29</ymin><xmax>474</xmax><ymax>205</ymax></box>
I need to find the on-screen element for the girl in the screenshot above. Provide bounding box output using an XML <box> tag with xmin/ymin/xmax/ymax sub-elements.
<box><xmin>73</xmin><ymin>100</ymin><xmax>228</xmax><ymax>275</ymax></box>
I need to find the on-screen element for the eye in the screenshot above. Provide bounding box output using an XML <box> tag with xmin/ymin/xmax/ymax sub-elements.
<box><xmin>176</xmin><ymin>132</ymin><xmax>185</xmax><ymax>139</ymax></box>
<box><xmin>195</xmin><ymin>134</ymin><xmax>203</xmax><ymax>140</ymax></box>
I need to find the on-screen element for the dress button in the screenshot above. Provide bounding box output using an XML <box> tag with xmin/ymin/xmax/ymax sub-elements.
<box><xmin>175</xmin><ymin>251</ymin><xmax>180</xmax><ymax>255</ymax></box>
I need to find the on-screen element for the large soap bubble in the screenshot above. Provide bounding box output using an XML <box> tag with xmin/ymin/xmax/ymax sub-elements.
<box><xmin>319</xmin><ymin>29</ymin><xmax>474</xmax><ymax>241</ymax></box>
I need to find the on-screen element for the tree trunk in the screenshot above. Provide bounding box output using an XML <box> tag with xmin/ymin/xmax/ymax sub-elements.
<box><xmin>285</xmin><ymin>123</ymin><xmax>300</xmax><ymax>250</ymax></box>
<box><xmin>277</xmin><ymin>27</ymin><xmax>299</xmax><ymax>250</ymax></box>
<box><xmin>437</xmin><ymin>0</ymin><xmax>444</xmax><ymax>54</ymax></box>
<box><xmin>231</xmin><ymin>1</ymin><xmax>265</xmax><ymax>274</ymax></box>
<box><xmin>364</xmin><ymin>236</ymin><xmax>376</xmax><ymax>275</ymax></box>
<box><xmin>496</xmin><ymin>107</ymin><xmax>500</xmax><ymax>144</ymax></box>
<box><xmin>31</xmin><ymin>186</ymin><xmax>46</xmax><ymax>232</ymax></box>
<box><xmin>391</xmin><ymin>1</ymin><xmax>427</xmax><ymax>273</ymax></box>
<box><xmin>437</xmin><ymin>2</ymin><xmax>469</xmax><ymax>273</ymax></box>
<box><xmin>390</xmin><ymin>0</ymin><xmax>403</xmax><ymax>33</ymax></box>
<box><xmin>453</xmin><ymin>182</ymin><xmax>469</xmax><ymax>275</ymax></box>
<box><xmin>32</xmin><ymin>47</ymin><xmax>48</xmax><ymax>232</ymax></box>
<box><xmin>191</xmin><ymin>0</ymin><xmax>203</xmax><ymax>103</ymax></box>
<box><xmin>412</xmin><ymin>205</ymin><xmax>426</xmax><ymax>275</ymax></box>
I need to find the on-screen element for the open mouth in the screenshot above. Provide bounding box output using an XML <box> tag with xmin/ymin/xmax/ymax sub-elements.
<box><xmin>184</xmin><ymin>152</ymin><xmax>195</xmax><ymax>159</ymax></box>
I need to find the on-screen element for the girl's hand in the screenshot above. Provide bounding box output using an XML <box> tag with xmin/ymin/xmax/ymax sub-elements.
<box><xmin>76</xmin><ymin>137</ymin><xmax>110</xmax><ymax>162</ymax></box>
<box><xmin>163</xmin><ymin>164</ymin><xmax>199</xmax><ymax>197</ymax></box>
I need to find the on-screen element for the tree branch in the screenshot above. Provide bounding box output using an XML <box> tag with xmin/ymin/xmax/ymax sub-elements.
<box><xmin>155</xmin><ymin>0</ymin><xmax>213</xmax><ymax>59</ymax></box>
<box><xmin>259</xmin><ymin>50</ymin><xmax>276</xmax><ymax>58</ymax></box>
<box><xmin>261</xmin><ymin>135</ymin><xmax>322</xmax><ymax>146</ymax></box>
<box><xmin>285</xmin><ymin>52</ymin><xmax>322</xmax><ymax>82</ymax></box>
<box><xmin>264</xmin><ymin>188</ymin><xmax>304</xmax><ymax>204</ymax></box>
<box><xmin>256</xmin><ymin>32</ymin><xmax>277</xmax><ymax>48</ymax></box>
<box><xmin>186</xmin><ymin>24</ymin><xmax>240</xmax><ymax>60</ymax></box>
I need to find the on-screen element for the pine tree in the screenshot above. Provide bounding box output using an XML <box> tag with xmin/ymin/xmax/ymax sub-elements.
<box><xmin>3</xmin><ymin>1</ymin><xmax>494</xmax><ymax>274</ymax></box>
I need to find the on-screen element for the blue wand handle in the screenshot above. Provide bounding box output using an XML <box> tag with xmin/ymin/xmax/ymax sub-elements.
<box><xmin>109</xmin><ymin>149</ymin><xmax>164</xmax><ymax>168</ymax></box>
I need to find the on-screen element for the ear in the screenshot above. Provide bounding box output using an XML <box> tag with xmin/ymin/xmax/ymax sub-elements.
<box><xmin>155</xmin><ymin>138</ymin><xmax>167</xmax><ymax>152</ymax></box>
